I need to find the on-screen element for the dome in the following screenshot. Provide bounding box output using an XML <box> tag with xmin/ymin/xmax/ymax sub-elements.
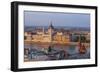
<box><xmin>48</xmin><ymin>22</ymin><xmax>54</xmax><ymax>29</ymax></box>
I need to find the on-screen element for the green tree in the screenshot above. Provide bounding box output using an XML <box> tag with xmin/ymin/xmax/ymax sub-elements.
<box><xmin>24</xmin><ymin>36</ymin><xmax>27</xmax><ymax>40</ymax></box>
<box><xmin>80</xmin><ymin>36</ymin><xmax>86</xmax><ymax>43</ymax></box>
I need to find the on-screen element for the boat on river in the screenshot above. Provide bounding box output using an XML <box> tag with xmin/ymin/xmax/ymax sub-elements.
<box><xmin>78</xmin><ymin>42</ymin><xmax>87</xmax><ymax>54</ymax></box>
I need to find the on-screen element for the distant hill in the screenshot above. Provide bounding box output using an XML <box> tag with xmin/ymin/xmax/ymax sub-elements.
<box><xmin>24</xmin><ymin>26</ymin><xmax>90</xmax><ymax>32</ymax></box>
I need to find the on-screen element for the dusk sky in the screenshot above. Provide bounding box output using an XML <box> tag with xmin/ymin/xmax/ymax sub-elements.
<box><xmin>24</xmin><ymin>11</ymin><xmax>90</xmax><ymax>28</ymax></box>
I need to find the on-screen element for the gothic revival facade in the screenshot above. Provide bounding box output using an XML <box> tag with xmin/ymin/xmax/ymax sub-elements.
<box><xmin>24</xmin><ymin>22</ymin><xmax>70</xmax><ymax>44</ymax></box>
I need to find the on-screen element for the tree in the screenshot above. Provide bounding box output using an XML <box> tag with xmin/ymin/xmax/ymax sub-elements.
<box><xmin>72</xmin><ymin>35</ymin><xmax>79</xmax><ymax>42</ymax></box>
<box><xmin>80</xmin><ymin>36</ymin><xmax>86</xmax><ymax>43</ymax></box>
<box><xmin>24</xmin><ymin>36</ymin><xmax>27</xmax><ymax>40</ymax></box>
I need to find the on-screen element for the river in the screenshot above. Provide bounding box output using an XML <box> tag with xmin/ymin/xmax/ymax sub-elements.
<box><xmin>24</xmin><ymin>43</ymin><xmax>90</xmax><ymax>62</ymax></box>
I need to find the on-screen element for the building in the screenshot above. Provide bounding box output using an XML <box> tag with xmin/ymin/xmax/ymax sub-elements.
<box><xmin>24</xmin><ymin>22</ymin><xmax>70</xmax><ymax>44</ymax></box>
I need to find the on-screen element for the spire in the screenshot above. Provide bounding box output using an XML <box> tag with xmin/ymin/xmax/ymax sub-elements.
<box><xmin>43</xmin><ymin>27</ymin><xmax>45</xmax><ymax>33</ymax></box>
<box><xmin>49</xmin><ymin>21</ymin><xmax>54</xmax><ymax>29</ymax></box>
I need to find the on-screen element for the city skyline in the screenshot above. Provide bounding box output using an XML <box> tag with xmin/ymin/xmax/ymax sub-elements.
<box><xmin>24</xmin><ymin>11</ymin><xmax>90</xmax><ymax>61</ymax></box>
<box><xmin>24</xmin><ymin>11</ymin><xmax>90</xmax><ymax>28</ymax></box>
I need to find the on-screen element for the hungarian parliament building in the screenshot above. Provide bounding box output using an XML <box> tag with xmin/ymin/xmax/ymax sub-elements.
<box><xmin>24</xmin><ymin>23</ymin><xmax>70</xmax><ymax>44</ymax></box>
<box><xmin>24</xmin><ymin>22</ymin><xmax>90</xmax><ymax>44</ymax></box>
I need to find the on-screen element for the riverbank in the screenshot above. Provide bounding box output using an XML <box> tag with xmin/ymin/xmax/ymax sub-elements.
<box><xmin>24</xmin><ymin>40</ymin><xmax>90</xmax><ymax>48</ymax></box>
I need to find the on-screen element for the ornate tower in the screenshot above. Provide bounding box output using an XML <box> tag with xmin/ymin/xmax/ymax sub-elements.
<box><xmin>48</xmin><ymin>22</ymin><xmax>54</xmax><ymax>34</ymax></box>
<box><xmin>42</xmin><ymin>27</ymin><xmax>45</xmax><ymax>34</ymax></box>
<box><xmin>48</xmin><ymin>22</ymin><xmax>54</xmax><ymax>42</ymax></box>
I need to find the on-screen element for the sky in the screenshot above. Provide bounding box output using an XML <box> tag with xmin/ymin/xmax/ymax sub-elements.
<box><xmin>24</xmin><ymin>11</ymin><xmax>90</xmax><ymax>28</ymax></box>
